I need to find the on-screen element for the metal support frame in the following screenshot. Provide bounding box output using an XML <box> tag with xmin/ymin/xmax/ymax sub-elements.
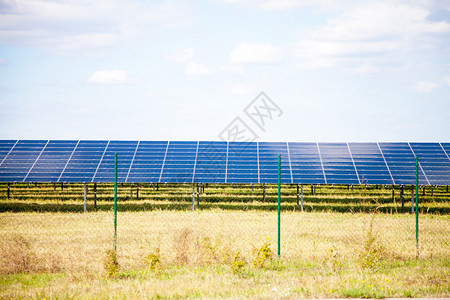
<box><xmin>301</xmin><ymin>184</ymin><xmax>304</xmax><ymax>211</ymax></box>
<box><xmin>192</xmin><ymin>183</ymin><xmax>195</xmax><ymax>211</ymax></box>
<box><xmin>7</xmin><ymin>183</ymin><xmax>10</xmax><ymax>199</ymax></box>
<box><xmin>296</xmin><ymin>184</ymin><xmax>299</xmax><ymax>210</ymax></box>
<box><xmin>422</xmin><ymin>186</ymin><xmax>425</xmax><ymax>196</ymax></box>
<box><xmin>400</xmin><ymin>185</ymin><xmax>404</xmax><ymax>208</ymax></box>
<box><xmin>196</xmin><ymin>183</ymin><xmax>200</xmax><ymax>209</ymax></box>
<box><xmin>83</xmin><ymin>183</ymin><xmax>87</xmax><ymax>213</ymax></box>
<box><xmin>61</xmin><ymin>183</ymin><xmax>64</xmax><ymax>191</ymax></box>
<box><xmin>262</xmin><ymin>183</ymin><xmax>266</xmax><ymax>202</ymax></box>
<box><xmin>392</xmin><ymin>186</ymin><xmax>395</xmax><ymax>202</ymax></box>
<box><xmin>136</xmin><ymin>183</ymin><xmax>139</xmax><ymax>199</ymax></box>
<box><xmin>94</xmin><ymin>182</ymin><xmax>97</xmax><ymax>210</ymax></box>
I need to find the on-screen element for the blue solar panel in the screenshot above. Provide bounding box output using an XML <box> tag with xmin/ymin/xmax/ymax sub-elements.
<box><xmin>288</xmin><ymin>142</ymin><xmax>325</xmax><ymax>184</ymax></box>
<box><xmin>26</xmin><ymin>140</ymin><xmax>78</xmax><ymax>182</ymax></box>
<box><xmin>194</xmin><ymin>141</ymin><xmax>227</xmax><ymax>183</ymax></box>
<box><xmin>0</xmin><ymin>140</ymin><xmax>17</xmax><ymax>165</ymax></box>
<box><xmin>0</xmin><ymin>140</ymin><xmax>449</xmax><ymax>185</ymax></box>
<box><xmin>227</xmin><ymin>142</ymin><xmax>258</xmax><ymax>183</ymax></box>
<box><xmin>126</xmin><ymin>141</ymin><xmax>167</xmax><ymax>183</ymax></box>
<box><xmin>349</xmin><ymin>143</ymin><xmax>393</xmax><ymax>185</ymax></box>
<box><xmin>410</xmin><ymin>143</ymin><xmax>450</xmax><ymax>186</ymax></box>
<box><xmin>259</xmin><ymin>142</ymin><xmax>291</xmax><ymax>184</ymax></box>
<box><xmin>160</xmin><ymin>141</ymin><xmax>197</xmax><ymax>183</ymax></box>
<box><xmin>378</xmin><ymin>143</ymin><xmax>427</xmax><ymax>185</ymax></box>
<box><xmin>319</xmin><ymin>143</ymin><xmax>359</xmax><ymax>185</ymax></box>
<box><xmin>93</xmin><ymin>141</ymin><xmax>138</xmax><ymax>183</ymax></box>
<box><xmin>59</xmin><ymin>141</ymin><xmax>108</xmax><ymax>182</ymax></box>
<box><xmin>0</xmin><ymin>140</ymin><xmax>47</xmax><ymax>182</ymax></box>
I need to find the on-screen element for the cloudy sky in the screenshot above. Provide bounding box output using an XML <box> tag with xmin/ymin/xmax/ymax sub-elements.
<box><xmin>0</xmin><ymin>0</ymin><xmax>449</xmax><ymax>142</ymax></box>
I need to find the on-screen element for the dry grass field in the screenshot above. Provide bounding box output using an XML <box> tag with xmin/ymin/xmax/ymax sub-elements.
<box><xmin>0</xmin><ymin>183</ymin><xmax>449</xmax><ymax>298</ymax></box>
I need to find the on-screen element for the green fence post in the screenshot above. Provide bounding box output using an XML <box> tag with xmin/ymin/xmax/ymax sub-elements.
<box><xmin>415</xmin><ymin>156</ymin><xmax>419</xmax><ymax>258</ymax></box>
<box><xmin>277</xmin><ymin>154</ymin><xmax>281</xmax><ymax>258</ymax></box>
<box><xmin>114</xmin><ymin>153</ymin><xmax>118</xmax><ymax>252</ymax></box>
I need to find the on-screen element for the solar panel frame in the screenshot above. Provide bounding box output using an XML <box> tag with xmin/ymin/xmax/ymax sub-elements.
<box><xmin>26</xmin><ymin>140</ymin><xmax>78</xmax><ymax>182</ymax></box>
<box><xmin>0</xmin><ymin>140</ymin><xmax>48</xmax><ymax>182</ymax></box>
<box><xmin>59</xmin><ymin>140</ymin><xmax>109</xmax><ymax>182</ymax></box>
<box><xmin>0</xmin><ymin>140</ymin><xmax>449</xmax><ymax>185</ymax></box>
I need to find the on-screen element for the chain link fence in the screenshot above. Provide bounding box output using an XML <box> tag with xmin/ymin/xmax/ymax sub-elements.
<box><xmin>0</xmin><ymin>183</ymin><xmax>449</xmax><ymax>276</ymax></box>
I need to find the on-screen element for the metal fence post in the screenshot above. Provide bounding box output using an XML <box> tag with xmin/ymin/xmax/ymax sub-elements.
<box><xmin>114</xmin><ymin>153</ymin><xmax>118</xmax><ymax>252</ymax></box>
<box><xmin>415</xmin><ymin>157</ymin><xmax>419</xmax><ymax>258</ymax></box>
<box><xmin>277</xmin><ymin>154</ymin><xmax>281</xmax><ymax>258</ymax></box>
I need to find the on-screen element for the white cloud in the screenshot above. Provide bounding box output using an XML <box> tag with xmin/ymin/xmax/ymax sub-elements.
<box><xmin>292</xmin><ymin>2</ymin><xmax>450</xmax><ymax>70</ymax></box>
<box><xmin>219</xmin><ymin>65</ymin><xmax>245</xmax><ymax>74</ymax></box>
<box><xmin>345</xmin><ymin>64</ymin><xmax>380</xmax><ymax>74</ymax></box>
<box><xmin>0</xmin><ymin>0</ymin><xmax>193</xmax><ymax>56</ymax></box>
<box><xmin>88</xmin><ymin>70</ymin><xmax>139</xmax><ymax>84</ymax></box>
<box><xmin>164</xmin><ymin>48</ymin><xmax>196</xmax><ymax>63</ymax></box>
<box><xmin>185</xmin><ymin>62</ymin><xmax>214</xmax><ymax>76</ymax></box>
<box><xmin>413</xmin><ymin>81</ymin><xmax>439</xmax><ymax>93</ymax></box>
<box><xmin>444</xmin><ymin>76</ymin><xmax>450</xmax><ymax>87</ymax></box>
<box><xmin>222</xmin><ymin>0</ymin><xmax>334</xmax><ymax>10</ymax></box>
<box><xmin>230</xmin><ymin>83</ymin><xmax>256</xmax><ymax>95</ymax></box>
<box><xmin>229</xmin><ymin>43</ymin><xmax>283</xmax><ymax>64</ymax></box>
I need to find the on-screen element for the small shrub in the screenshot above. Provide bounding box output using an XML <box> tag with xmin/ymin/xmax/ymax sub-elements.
<box><xmin>357</xmin><ymin>216</ymin><xmax>385</xmax><ymax>270</ymax></box>
<box><xmin>251</xmin><ymin>241</ymin><xmax>272</xmax><ymax>268</ymax></box>
<box><xmin>0</xmin><ymin>235</ymin><xmax>35</xmax><ymax>274</ymax></box>
<box><xmin>231</xmin><ymin>252</ymin><xmax>245</xmax><ymax>274</ymax></box>
<box><xmin>194</xmin><ymin>235</ymin><xmax>232</xmax><ymax>265</ymax></box>
<box><xmin>103</xmin><ymin>249</ymin><xmax>119</xmax><ymax>278</ymax></box>
<box><xmin>144</xmin><ymin>248</ymin><xmax>161</xmax><ymax>271</ymax></box>
<box><xmin>327</xmin><ymin>246</ymin><xmax>344</xmax><ymax>272</ymax></box>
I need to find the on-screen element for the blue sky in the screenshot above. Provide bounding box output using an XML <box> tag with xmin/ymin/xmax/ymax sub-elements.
<box><xmin>0</xmin><ymin>0</ymin><xmax>449</xmax><ymax>142</ymax></box>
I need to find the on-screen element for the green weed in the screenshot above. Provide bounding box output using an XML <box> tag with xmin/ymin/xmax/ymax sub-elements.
<box><xmin>251</xmin><ymin>241</ymin><xmax>272</xmax><ymax>268</ymax></box>
<box><xmin>103</xmin><ymin>250</ymin><xmax>119</xmax><ymax>278</ymax></box>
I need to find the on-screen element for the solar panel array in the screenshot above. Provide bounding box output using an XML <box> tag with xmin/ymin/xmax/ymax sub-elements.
<box><xmin>0</xmin><ymin>140</ymin><xmax>449</xmax><ymax>185</ymax></box>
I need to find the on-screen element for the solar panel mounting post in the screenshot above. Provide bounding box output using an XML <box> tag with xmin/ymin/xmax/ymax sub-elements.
<box><xmin>196</xmin><ymin>183</ymin><xmax>200</xmax><ymax>209</ymax></box>
<box><xmin>7</xmin><ymin>183</ymin><xmax>10</xmax><ymax>199</ymax></box>
<box><xmin>83</xmin><ymin>183</ymin><xmax>87</xmax><ymax>213</ymax></box>
<box><xmin>301</xmin><ymin>184</ymin><xmax>304</xmax><ymax>212</ymax></box>
<box><xmin>263</xmin><ymin>183</ymin><xmax>266</xmax><ymax>202</ymax></box>
<box><xmin>94</xmin><ymin>183</ymin><xmax>97</xmax><ymax>211</ymax></box>
<box><xmin>400</xmin><ymin>185</ymin><xmax>404</xmax><ymax>209</ymax></box>
<box><xmin>192</xmin><ymin>183</ymin><xmax>195</xmax><ymax>211</ymax></box>
<box><xmin>296</xmin><ymin>184</ymin><xmax>299</xmax><ymax>210</ymax></box>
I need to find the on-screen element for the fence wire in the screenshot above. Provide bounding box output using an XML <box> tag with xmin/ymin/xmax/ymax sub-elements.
<box><xmin>0</xmin><ymin>183</ymin><xmax>449</xmax><ymax>276</ymax></box>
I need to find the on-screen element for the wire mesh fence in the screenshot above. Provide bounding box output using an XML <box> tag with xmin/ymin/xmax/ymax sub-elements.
<box><xmin>0</xmin><ymin>183</ymin><xmax>449</xmax><ymax>277</ymax></box>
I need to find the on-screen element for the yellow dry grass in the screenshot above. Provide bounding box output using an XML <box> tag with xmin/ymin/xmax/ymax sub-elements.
<box><xmin>0</xmin><ymin>210</ymin><xmax>449</xmax><ymax>298</ymax></box>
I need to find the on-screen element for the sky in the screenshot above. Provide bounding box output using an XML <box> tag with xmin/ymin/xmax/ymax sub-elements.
<box><xmin>0</xmin><ymin>0</ymin><xmax>449</xmax><ymax>142</ymax></box>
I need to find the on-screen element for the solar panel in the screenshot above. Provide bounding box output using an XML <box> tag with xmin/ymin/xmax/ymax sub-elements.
<box><xmin>289</xmin><ymin>142</ymin><xmax>326</xmax><ymax>184</ymax></box>
<box><xmin>26</xmin><ymin>140</ymin><xmax>78</xmax><ymax>182</ymax></box>
<box><xmin>160</xmin><ymin>141</ymin><xmax>197</xmax><ymax>183</ymax></box>
<box><xmin>194</xmin><ymin>141</ymin><xmax>227</xmax><ymax>183</ymax></box>
<box><xmin>0</xmin><ymin>140</ymin><xmax>47</xmax><ymax>182</ymax></box>
<box><xmin>93</xmin><ymin>141</ymin><xmax>138</xmax><ymax>183</ymax></box>
<box><xmin>378</xmin><ymin>143</ymin><xmax>428</xmax><ymax>185</ymax></box>
<box><xmin>59</xmin><ymin>141</ymin><xmax>108</xmax><ymax>182</ymax></box>
<box><xmin>348</xmin><ymin>143</ymin><xmax>393</xmax><ymax>185</ymax></box>
<box><xmin>0</xmin><ymin>140</ymin><xmax>449</xmax><ymax>185</ymax></box>
<box><xmin>259</xmin><ymin>142</ymin><xmax>291</xmax><ymax>184</ymax></box>
<box><xmin>0</xmin><ymin>140</ymin><xmax>17</xmax><ymax>165</ymax></box>
<box><xmin>319</xmin><ymin>143</ymin><xmax>359</xmax><ymax>185</ymax></box>
<box><xmin>227</xmin><ymin>142</ymin><xmax>258</xmax><ymax>183</ymax></box>
<box><xmin>410</xmin><ymin>143</ymin><xmax>450</xmax><ymax>186</ymax></box>
<box><xmin>126</xmin><ymin>141</ymin><xmax>167</xmax><ymax>183</ymax></box>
